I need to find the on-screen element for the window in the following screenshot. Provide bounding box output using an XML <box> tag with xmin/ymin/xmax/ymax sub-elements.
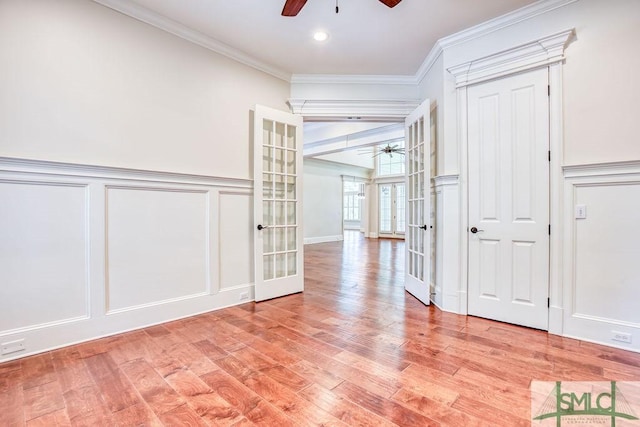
<box><xmin>377</xmin><ymin>141</ymin><xmax>405</xmax><ymax>176</ymax></box>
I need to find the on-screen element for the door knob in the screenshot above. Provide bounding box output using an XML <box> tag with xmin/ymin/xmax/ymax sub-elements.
<box><xmin>257</xmin><ymin>224</ymin><xmax>268</xmax><ymax>231</ymax></box>
<box><xmin>470</xmin><ymin>226</ymin><xmax>484</xmax><ymax>234</ymax></box>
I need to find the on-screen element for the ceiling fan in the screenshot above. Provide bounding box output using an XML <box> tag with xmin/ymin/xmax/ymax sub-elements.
<box><xmin>282</xmin><ymin>0</ymin><xmax>402</xmax><ymax>17</ymax></box>
<box><xmin>359</xmin><ymin>143</ymin><xmax>405</xmax><ymax>158</ymax></box>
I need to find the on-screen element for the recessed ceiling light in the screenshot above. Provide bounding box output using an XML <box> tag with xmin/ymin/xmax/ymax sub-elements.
<box><xmin>313</xmin><ymin>31</ymin><xmax>329</xmax><ymax>42</ymax></box>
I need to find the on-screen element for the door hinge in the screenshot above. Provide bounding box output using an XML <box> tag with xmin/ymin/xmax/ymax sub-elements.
<box><xmin>547</xmin><ymin>298</ymin><xmax>550</xmax><ymax>308</ymax></box>
<box><xmin>548</xmin><ymin>224</ymin><xmax>551</xmax><ymax>235</ymax></box>
<box><xmin>548</xmin><ymin>150</ymin><xmax>551</xmax><ymax>162</ymax></box>
<box><xmin>548</xmin><ymin>85</ymin><xmax>550</xmax><ymax>96</ymax></box>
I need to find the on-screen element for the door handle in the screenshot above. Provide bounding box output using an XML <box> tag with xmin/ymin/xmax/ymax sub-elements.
<box><xmin>257</xmin><ymin>224</ymin><xmax>268</xmax><ymax>231</ymax></box>
<box><xmin>470</xmin><ymin>226</ymin><xmax>484</xmax><ymax>234</ymax></box>
<box><xmin>419</xmin><ymin>224</ymin><xmax>428</xmax><ymax>230</ymax></box>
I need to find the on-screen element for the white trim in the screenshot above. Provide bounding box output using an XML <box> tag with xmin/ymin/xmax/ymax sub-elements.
<box><xmin>0</xmin><ymin>157</ymin><xmax>252</xmax><ymax>189</ymax></box>
<box><xmin>563</xmin><ymin>160</ymin><xmax>640</xmax><ymax>178</ymax></box>
<box><xmin>415</xmin><ymin>44</ymin><xmax>444</xmax><ymax>85</ymax></box>
<box><xmin>91</xmin><ymin>0</ymin><xmax>290</xmax><ymax>82</ymax></box>
<box><xmin>290</xmin><ymin>74</ymin><xmax>417</xmax><ymax>86</ymax></box>
<box><xmin>433</xmin><ymin>174</ymin><xmax>459</xmax><ymax>187</ymax></box>
<box><xmin>447</xmin><ymin>29</ymin><xmax>575</xmax><ymax>88</ymax></box>
<box><xmin>304</xmin><ymin>235</ymin><xmax>344</xmax><ymax>245</ymax></box>
<box><xmin>288</xmin><ymin>99</ymin><xmax>420</xmax><ymax>120</ymax></box>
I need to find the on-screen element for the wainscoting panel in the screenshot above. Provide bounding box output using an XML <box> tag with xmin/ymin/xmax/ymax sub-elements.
<box><xmin>563</xmin><ymin>162</ymin><xmax>640</xmax><ymax>352</ymax></box>
<box><xmin>105</xmin><ymin>186</ymin><xmax>210</xmax><ymax>313</ymax></box>
<box><xmin>0</xmin><ymin>180</ymin><xmax>89</xmax><ymax>334</ymax></box>
<box><xmin>0</xmin><ymin>157</ymin><xmax>254</xmax><ymax>362</ymax></box>
<box><xmin>218</xmin><ymin>191</ymin><xmax>254</xmax><ymax>291</ymax></box>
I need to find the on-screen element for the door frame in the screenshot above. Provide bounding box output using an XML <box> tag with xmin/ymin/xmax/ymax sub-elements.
<box><xmin>448</xmin><ymin>29</ymin><xmax>574</xmax><ymax>334</ymax></box>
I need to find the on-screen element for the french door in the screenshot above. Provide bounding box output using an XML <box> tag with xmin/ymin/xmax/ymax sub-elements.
<box><xmin>467</xmin><ymin>68</ymin><xmax>549</xmax><ymax>330</ymax></box>
<box><xmin>404</xmin><ymin>99</ymin><xmax>431</xmax><ymax>305</ymax></box>
<box><xmin>253</xmin><ymin>105</ymin><xmax>304</xmax><ymax>302</ymax></box>
<box><xmin>379</xmin><ymin>183</ymin><xmax>405</xmax><ymax>237</ymax></box>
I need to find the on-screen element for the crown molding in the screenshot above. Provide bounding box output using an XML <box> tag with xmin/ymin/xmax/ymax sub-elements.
<box><xmin>91</xmin><ymin>0</ymin><xmax>291</xmax><ymax>82</ymax></box>
<box><xmin>288</xmin><ymin>99</ymin><xmax>420</xmax><ymax>120</ymax></box>
<box><xmin>438</xmin><ymin>0</ymin><xmax>578</xmax><ymax>50</ymax></box>
<box><xmin>290</xmin><ymin>74</ymin><xmax>417</xmax><ymax>86</ymax></box>
<box><xmin>415</xmin><ymin>44</ymin><xmax>444</xmax><ymax>85</ymax></box>
<box><xmin>448</xmin><ymin>29</ymin><xmax>575</xmax><ymax>88</ymax></box>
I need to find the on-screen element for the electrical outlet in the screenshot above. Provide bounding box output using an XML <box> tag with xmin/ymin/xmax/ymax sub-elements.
<box><xmin>612</xmin><ymin>331</ymin><xmax>632</xmax><ymax>344</ymax></box>
<box><xmin>1</xmin><ymin>339</ymin><xmax>25</xmax><ymax>355</ymax></box>
<box><xmin>239</xmin><ymin>292</ymin><xmax>249</xmax><ymax>301</ymax></box>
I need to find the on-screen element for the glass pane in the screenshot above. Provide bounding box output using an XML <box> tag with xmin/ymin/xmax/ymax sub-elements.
<box><xmin>263</xmin><ymin>120</ymin><xmax>273</xmax><ymax>146</ymax></box>
<box><xmin>287</xmin><ymin>252</ymin><xmax>297</xmax><ymax>276</ymax></box>
<box><xmin>275</xmin><ymin>174</ymin><xmax>285</xmax><ymax>199</ymax></box>
<box><xmin>263</xmin><ymin>173</ymin><xmax>273</xmax><ymax>199</ymax></box>
<box><xmin>418</xmin><ymin>255</ymin><xmax>424</xmax><ymax>281</ymax></box>
<box><xmin>263</xmin><ymin>255</ymin><xmax>274</xmax><ymax>280</ymax></box>
<box><xmin>287</xmin><ymin>125</ymin><xmax>296</xmax><ymax>149</ymax></box>
<box><xmin>263</xmin><ymin>147</ymin><xmax>273</xmax><ymax>172</ymax></box>
<box><xmin>263</xmin><ymin>227</ymin><xmax>274</xmax><ymax>253</ymax></box>
<box><xmin>263</xmin><ymin>201</ymin><xmax>273</xmax><ymax>226</ymax></box>
<box><xmin>275</xmin><ymin>227</ymin><xmax>286</xmax><ymax>252</ymax></box>
<box><xmin>286</xmin><ymin>176</ymin><xmax>296</xmax><ymax>200</ymax></box>
<box><xmin>419</xmin><ymin>117</ymin><xmax>425</xmax><ymax>143</ymax></box>
<box><xmin>275</xmin><ymin>201</ymin><xmax>285</xmax><ymax>225</ymax></box>
<box><xmin>379</xmin><ymin>185</ymin><xmax>391</xmax><ymax>233</ymax></box>
<box><xmin>275</xmin><ymin>148</ymin><xmax>285</xmax><ymax>174</ymax></box>
<box><xmin>419</xmin><ymin>171</ymin><xmax>425</xmax><ymax>199</ymax></box>
<box><xmin>396</xmin><ymin>184</ymin><xmax>405</xmax><ymax>233</ymax></box>
<box><xmin>275</xmin><ymin>122</ymin><xmax>285</xmax><ymax>147</ymax></box>
<box><xmin>287</xmin><ymin>150</ymin><xmax>296</xmax><ymax>174</ymax></box>
<box><xmin>287</xmin><ymin>201</ymin><xmax>296</xmax><ymax>225</ymax></box>
<box><xmin>287</xmin><ymin>227</ymin><xmax>297</xmax><ymax>251</ymax></box>
<box><xmin>275</xmin><ymin>253</ymin><xmax>286</xmax><ymax>278</ymax></box>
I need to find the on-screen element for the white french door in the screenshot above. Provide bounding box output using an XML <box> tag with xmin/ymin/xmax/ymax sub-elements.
<box><xmin>253</xmin><ymin>105</ymin><xmax>304</xmax><ymax>302</ymax></box>
<box><xmin>404</xmin><ymin>99</ymin><xmax>431</xmax><ymax>305</ymax></box>
<box><xmin>467</xmin><ymin>68</ymin><xmax>550</xmax><ymax>330</ymax></box>
<box><xmin>379</xmin><ymin>183</ymin><xmax>405</xmax><ymax>237</ymax></box>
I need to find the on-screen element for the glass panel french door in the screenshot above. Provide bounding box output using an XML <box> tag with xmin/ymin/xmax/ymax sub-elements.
<box><xmin>404</xmin><ymin>99</ymin><xmax>431</xmax><ymax>305</ymax></box>
<box><xmin>379</xmin><ymin>183</ymin><xmax>405</xmax><ymax>237</ymax></box>
<box><xmin>254</xmin><ymin>105</ymin><xmax>303</xmax><ymax>302</ymax></box>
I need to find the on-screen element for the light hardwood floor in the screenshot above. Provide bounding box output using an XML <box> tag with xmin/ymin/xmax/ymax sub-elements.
<box><xmin>1</xmin><ymin>232</ymin><xmax>639</xmax><ymax>426</ymax></box>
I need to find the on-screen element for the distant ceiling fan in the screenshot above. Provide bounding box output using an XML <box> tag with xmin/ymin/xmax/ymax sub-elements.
<box><xmin>282</xmin><ymin>0</ymin><xmax>402</xmax><ymax>16</ymax></box>
<box><xmin>359</xmin><ymin>143</ymin><xmax>405</xmax><ymax>158</ymax></box>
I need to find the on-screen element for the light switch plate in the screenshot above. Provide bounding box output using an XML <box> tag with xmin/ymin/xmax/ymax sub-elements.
<box><xmin>575</xmin><ymin>204</ymin><xmax>587</xmax><ymax>219</ymax></box>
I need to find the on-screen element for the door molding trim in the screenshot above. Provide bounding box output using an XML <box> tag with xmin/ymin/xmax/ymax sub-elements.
<box><xmin>452</xmin><ymin>30</ymin><xmax>575</xmax><ymax>333</ymax></box>
<box><xmin>447</xmin><ymin>29</ymin><xmax>575</xmax><ymax>88</ymax></box>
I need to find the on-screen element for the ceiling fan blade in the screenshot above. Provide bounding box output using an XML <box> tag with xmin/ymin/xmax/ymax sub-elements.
<box><xmin>282</xmin><ymin>0</ymin><xmax>308</xmax><ymax>16</ymax></box>
<box><xmin>379</xmin><ymin>0</ymin><xmax>402</xmax><ymax>8</ymax></box>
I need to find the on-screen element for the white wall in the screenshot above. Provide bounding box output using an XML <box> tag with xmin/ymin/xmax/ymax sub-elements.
<box><xmin>0</xmin><ymin>0</ymin><xmax>289</xmax><ymax>179</ymax></box>
<box><xmin>0</xmin><ymin>0</ymin><xmax>288</xmax><ymax>362</ymax></box>
<box><xmin>303</xmin><ymin>159</ymin><xmax>371</xmax><ymax>244</ymax></box>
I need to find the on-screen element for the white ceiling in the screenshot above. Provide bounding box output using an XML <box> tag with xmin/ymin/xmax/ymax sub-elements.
<box><xmin>122</xmin><ymin>0</ymin><xmax>537</xmax><ymax>76</ymax></box>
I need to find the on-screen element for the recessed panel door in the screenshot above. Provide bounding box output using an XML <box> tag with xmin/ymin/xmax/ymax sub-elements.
<box><xmin>467</xmin><ymin>68</ymin><xmax>549</xmax><ymax>329</ymax></box>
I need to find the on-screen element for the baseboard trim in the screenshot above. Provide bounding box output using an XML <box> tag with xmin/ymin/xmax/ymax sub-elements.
<box><xmin>304</xmin><ymin>235</ymin><xmax>344</xmax><ymax>245</ymax></box>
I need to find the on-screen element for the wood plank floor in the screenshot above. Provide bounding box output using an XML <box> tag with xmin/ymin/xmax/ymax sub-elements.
<box><xmin>2</xmin><ymin>231</ymin><xmax>639</xmax><ymax>426</ymax></box>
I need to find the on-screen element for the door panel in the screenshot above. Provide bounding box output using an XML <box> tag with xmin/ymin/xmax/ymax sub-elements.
<box><xmin>404</xmin><ymin>99</ymin><xmax>431</xmax><ymax>305</ymax></box>
<box><xmin>254</xmin><ymin>105</ymin><xmax>304</xmax><ymax>302</ymax></box>
<box><xmin>468</xmin><ymin>68</ymin><xmax>549</xmax><ymax>330</ymax></box>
